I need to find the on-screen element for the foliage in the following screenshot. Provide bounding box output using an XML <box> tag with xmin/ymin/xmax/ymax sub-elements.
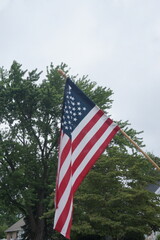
<box><xmin>72</xmin><ymin>152</ymin><xmax>160</xmax><ymax>240</ymax></box>
<box><xmin>0</xmin><ymin>224</ymin><xmax>8</xmax><ymax>239</ymax></box>
<box><xmin>0</xmin><ymin>62</ymin><xmax>65</xmax><ymax>240</ymax></box>
<box><xmin>123</xmin><ymin>231</ymin><xmax>145</xmax><ymax>240</ymax></box>
<box><xmin>0</xmin><ymin>61</ymin><xmax>160</xmax><ymax>240</ymax></box>
<box><xmin>0</xmin><ymin>61</ymin><xmax>115</xmax><ymax>240</ymax></box>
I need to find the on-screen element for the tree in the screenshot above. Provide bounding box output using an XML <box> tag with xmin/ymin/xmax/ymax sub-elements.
<box><xmin>0</xmin><ymin>62</ymin><xmax>66</xmax><ymax>240</ymax></box>
<box><xmin>0</xmin><ymin>61</ymin><xmax>115</xmax><ymax>240</ymax></box>
<box><xmin>72</xmin><ymin>149</ymin><xmax>160</xmax><ymax>240</ymax></box>
<box><xmin>0</xmin><ymin>61</ymin><xmax>160</xmax><ymax>240</ymax></box>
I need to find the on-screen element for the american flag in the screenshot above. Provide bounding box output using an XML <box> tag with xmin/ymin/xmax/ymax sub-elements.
<box><xmin>53</xmin><ymin>77</ymin><xmax>120</xmax><ymax>239</ymax></box>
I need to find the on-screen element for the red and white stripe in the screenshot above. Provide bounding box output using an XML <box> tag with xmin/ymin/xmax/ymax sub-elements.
<box><xmin>54</xmin><ymin>106</ymin><xmax>119</xmax><ymax>239</ymax></box>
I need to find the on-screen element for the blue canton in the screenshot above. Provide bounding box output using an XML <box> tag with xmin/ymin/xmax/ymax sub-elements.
<box><xmin>61</xmin><ymin>78</ymin><xmax>95</xmax><ymax>137</ymax></box>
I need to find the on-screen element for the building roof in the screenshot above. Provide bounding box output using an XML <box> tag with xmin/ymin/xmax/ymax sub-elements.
<box><xmin>147</xmin><ymin>182</ymin><xmax>160</xmax><ymax>194</ymax></box>
<box><xmin>5</xmin><ymin>218</ymin><xmax>25</xmax><ymax>233</ymax></box>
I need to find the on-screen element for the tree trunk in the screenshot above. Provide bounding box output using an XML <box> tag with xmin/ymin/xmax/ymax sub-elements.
<box><xmin>25</xmin><ymin>190</ymin><xmax>47</xmax><ymax>240</ymax></box>
<box><xmin>33</xmin><ymin>218</ymin><xmax>45</xmax><ymax>240</ymax></box>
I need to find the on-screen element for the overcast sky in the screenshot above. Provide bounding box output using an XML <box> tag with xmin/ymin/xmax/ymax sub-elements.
<box><xmin>0</xmin><ymin>0</ymin><xmax>160</xmax><ymax>157</ymax></box>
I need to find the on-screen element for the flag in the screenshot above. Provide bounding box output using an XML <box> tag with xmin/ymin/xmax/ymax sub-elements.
<box><xmin>54</xmin><ymin>77</ymin><xmax>120</xmax><ymax>239</ymax></box>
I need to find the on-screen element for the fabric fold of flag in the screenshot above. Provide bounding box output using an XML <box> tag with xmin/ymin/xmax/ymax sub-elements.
<box><xmin>54</xmin><ymin>77</ymin><xmax>120</xmax><ymax>239</ymax></box>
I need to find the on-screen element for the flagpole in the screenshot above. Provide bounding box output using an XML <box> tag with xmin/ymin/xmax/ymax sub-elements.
<box><xmin>57</xmin><ymin>69</ymin><xmax>160</xmax><ymax>171</ymax></box>
<box><xmin>120</xmin><ymin>128</ymin><xmax>160</xmax><ymax>171</ymax></box>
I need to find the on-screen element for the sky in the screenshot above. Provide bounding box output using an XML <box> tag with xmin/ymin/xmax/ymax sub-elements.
<box><xmin>0</xmin><ymin>0</ymin><xmax>160</xmax><ymax>156</ymax></box>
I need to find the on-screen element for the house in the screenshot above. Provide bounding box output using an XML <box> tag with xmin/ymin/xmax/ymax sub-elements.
<box><xmin>5</xmin><ymin>218</ymin><xmax>25</xmax><ymax>240</ymax></box>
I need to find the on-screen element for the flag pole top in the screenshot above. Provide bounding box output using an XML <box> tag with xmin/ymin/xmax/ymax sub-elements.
<box><xmin>58</xmin><ymin>69</ymin><xmax>67</xmax><ymax>79</ymax></box>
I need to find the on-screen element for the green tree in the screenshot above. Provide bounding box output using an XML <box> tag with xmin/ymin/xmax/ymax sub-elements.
<box><xmin>0</xmin><ymin>224</ymin><xmax>8</xmax><ymax>239</ymax></box>
<box><xmin>72</xmin><ymin>150</ymin><xmax>160</xmax><ymax>240</ymax></box>
<box><xmin>0</xmin><ymin>61</ymin><xmax>160</xmax><ymax>240</ymax></box>
<box><xmin>0</xmin><ymin>61</ymin><xmax>115</xmax><ymax>240</ymax></box>
<box><xmin>0</xmin><ymin>62</ymin><xmax>65</xmax><ymax>240</ymax></box>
